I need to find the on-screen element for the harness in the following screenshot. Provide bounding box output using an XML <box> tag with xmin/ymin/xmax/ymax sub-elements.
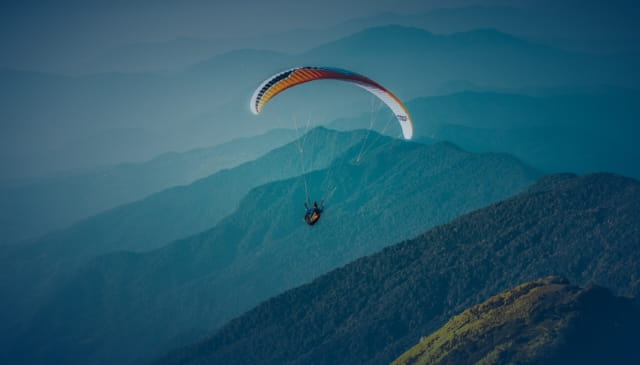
<box><xmin>304</xmin><ymin>207</ymin><xmax>322</xmax><ymax>225</ymax></box>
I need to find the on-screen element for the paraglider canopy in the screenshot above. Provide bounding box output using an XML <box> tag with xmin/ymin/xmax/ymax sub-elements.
<box><xmin>250</xmin><ymin>66</ymin><xmax>413</xmax><ymax>139</ymax></box>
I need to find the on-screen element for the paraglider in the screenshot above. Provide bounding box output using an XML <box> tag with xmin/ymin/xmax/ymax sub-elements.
<box><xmin>249</xmin><ymin>66</ymin><xmax>413</xmax><ymax>226</ymax></box>
<box><xmin>303</xmin><ymin>201</ymin><xmax>323</xmax><ymax>226</ymax></box>
<box><xmin>250</xmin><ymin>66</ymin><xmax>413</xmax><ymax>139</ymax></box>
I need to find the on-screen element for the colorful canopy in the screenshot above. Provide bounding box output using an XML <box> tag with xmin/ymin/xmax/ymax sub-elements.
<box><xmin>250</xmin><ymin>66</ymin><xmax>413</xmax><ymax>139</ymax></box>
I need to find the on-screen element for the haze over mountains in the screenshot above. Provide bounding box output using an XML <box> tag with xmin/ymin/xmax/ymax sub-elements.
<box><xmin>157</xmin><ymin>173</ymin><xmax>640</xmax><ymax>365</ymax></box>
<box><xmin>72</xmin><ymin>5</ymin><xmax>636</xmax><ymax>75</ymax></box>
<box><xmin>5</xmin><ymin>84</ymin><xmax>637</xmax><ymax>247</ymax></box>
<box><xmin>341</xmin><ymin>90</ymin><xmax>640</xmax><ymax>179</ymax></box>
<box><xmin>0</xmin><ymin>129</ymin><xmax>297</xmax><ymax>244</ymax></box>
<box><xmin>0</xmin><ymin>128</ymin><xmax>365</xmax><ymax>337</ymax></box>
<box><xmin>3</xmin><ymin>129</ymin><xmax>539</xmax><ymax>365</ymax></box>
<box><xmin>2</xmin><ymin>25</ymin><xmax>637</xmax><ymax>180</ymax></box>
<box><xmin>5</xmin><ymin>3</ymin><xmax>638</xmax><ymax>74</ymax></box>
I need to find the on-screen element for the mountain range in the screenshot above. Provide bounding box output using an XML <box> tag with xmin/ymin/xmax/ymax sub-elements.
<box><xmin>2</xmin><ymin>25</ymin><xmax>638</xmax><ymax>179</ymax></box>
<box><xmin>0</xmin><ymin>128</ymin><xmax>297</xmax><ymax>244</ymax></box>
<box><xmin>5</xmin><ymin>85</ymin><xmax>638</xmax><ymax>247</ymax></box>
<box><xmin>338</xmin><ymin>89</ymin><xmax>640</xmax><ymax>179</ymax></box>
<box><xmin>38</xmin><ymin>5</ymin><xmax>640</xmax><ymax>75</ymax></box>
<box><xmin>3</xmin><ymin>5</ymin><xmax>638</xmax><ymax>365</ymax></box>
<box><xmin>0</xmin><ymin>128</ymin><xmax>365</xmax><ymax>340</ymax></box>
<box><xmin>155</xmin><ymin>173</ymin><xmax>640</xmax><ymax>365</ymax></box>
<box><xmin>3</xmin><ymin>129</ymin><xmax>539</xmax><ymax>365</ymax></box>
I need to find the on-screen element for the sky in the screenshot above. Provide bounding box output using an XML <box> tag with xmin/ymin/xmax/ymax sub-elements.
<box><xmin>7</xmin><ymin>0</ymin><xmax>638</xmax><ymax>73</ymax></box>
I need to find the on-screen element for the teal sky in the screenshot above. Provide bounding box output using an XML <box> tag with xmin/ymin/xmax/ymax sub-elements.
<box><xmin>2</xmin><ymin>0</ymin><xmax>638</xmax><ymax>73</ymax></box>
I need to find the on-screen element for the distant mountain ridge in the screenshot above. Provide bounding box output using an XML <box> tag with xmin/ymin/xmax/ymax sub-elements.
<box><xmin>333</xmin><ymin>90</ymin><xmax>640</xmax><ymax>179</ymax></box>
<box><xmin>3</xmin><ymin>25</ymin><xmax>638</xmax><ymax>179</ymax></box>
<box><xmin>53</xmin><ymin>5</ymin><xmax>640</xmax><ymax>75</ymax></box>
<box><xmin>5</xmin><ymin>130</ymin><xmax>539</xmax><ymax>365</ymax></box>
<box><xmin>156</xmin><ymin>173</ymin><xmax>640</xmax><ymax>365</ymax></box>
<box><xmin>409</xmin><ymin>91</ymin><xmax>640</xmax><ymax>179</ymax></box>
<box><xmin>301</xmin><ymin>25</ymin><xmax>638</xmax><ymax>93</ymax></box>
<box><xmin>393</xmin><ymin>276</ymin><xmax>640</xmax><ymax>365</ymax></box>
<box><xmin>0</xmin><ymin>128</ymin><xmax>298</xmax><ymax>244</ymax></box>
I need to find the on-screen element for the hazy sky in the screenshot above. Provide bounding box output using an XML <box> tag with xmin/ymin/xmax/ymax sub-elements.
<box><xmin>1</xmin><ymin>0</ymin><xmax>638</xmax><ymax>72</ymax></box>
<box><xmin>0</xmin><ymin>0</ymin><xmax>530</xmax><ymax>72</ymax></box>
<box><xmin>2</xmin><ymin>1</ymin><xmax>511</xmax><ymax>41</ymax></box>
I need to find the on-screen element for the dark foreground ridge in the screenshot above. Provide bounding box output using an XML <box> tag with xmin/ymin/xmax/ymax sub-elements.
<box><xmin>157</xmin><ymin>173</ymin><xmax>640</xmax><ymax>365</ymax></box>
<box><xmin>392</xmin><ymin>276</ymin><xmax>640</xmax><ymax>365</ymax></box>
